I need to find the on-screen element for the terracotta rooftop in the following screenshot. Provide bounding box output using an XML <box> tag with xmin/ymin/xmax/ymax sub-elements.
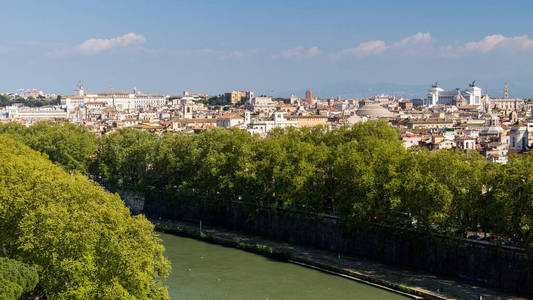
<box><xmin>217</xmin><ymin>114</ymin><xmax>243</xmax><ymax>119</ymax></box>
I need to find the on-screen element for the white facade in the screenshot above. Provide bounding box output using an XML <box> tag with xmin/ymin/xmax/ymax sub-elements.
<box><xmin>490</xmin><ymin>98</ymin><xmax>525</xmax><ymax>111</ymax></box>
<box><xmin>426</xmin><ymin>83</ymin><xmax>444</xmax><ymax>106</ymax></box>
<box><xmin>509</xmin><ymin>125</ymin><xmax>529</xmax><ymax>151</ymax></box>
<box><xmin>485</xmin><ymin>143</ymin><xmax>509</xmax><ymax>164</ymax></box>
<box><xmin>426</xmin><ymin>82</ymin><xmax>482</xmax><ymax>107</ymax></box>
<box><xmin>246</xmin><ymin>96</ymin><xmax>276</xmax><ymax>113</ymax></box>
<box><xmin>216</xmin><ymin>115</ymin><xmax>244</xmax><ymax>129</ymax></box>
<box><xmin>456</xmin><ymin>137</ymin><xmax>476</xmax><ymax>150</ymax></box>
<box><xmin>247</xmin><ymin>112</ymin><xmax>298</xmax><ymax>135</ymax></box>
<box><xmin>464</xmin><ymin>84</ymin><xmax>482</xmax><ymax>106</ymax></box>
<box><xmin>401</xmin><ymin>132</ymin><xmax>422</xmax><ymax>148</ymax></box>
<box><xmin>62</xmin><ymin>86</ymin><xmax>168</xmax><ymax>112</ymax></box>
<box><xmin>289</xmin><ymin>94</ymin><xmax>299</xmax><ymax>105</ymax></box>
<box><xmin>5</xmin><ymin>106</ymin><xmax>68</xmax><ymax>122</ymax></box>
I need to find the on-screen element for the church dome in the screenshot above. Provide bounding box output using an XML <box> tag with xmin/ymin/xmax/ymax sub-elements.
<box><xmin>480</xmin><ymin>125</ymin><xmax>504</xmax><ymax>135</ymax></box>
<box><xmin>480</xmin><ymin>114</ymin><xmax>504</xmax><ymax>135</ymax></box>
<box><xmin>356</xmin><ymin>102</ymin><xmax>394</xmax><ymax>118</ymax></box>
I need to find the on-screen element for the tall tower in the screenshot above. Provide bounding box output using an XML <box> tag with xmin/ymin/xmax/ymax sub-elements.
<box><xmin>484</xmin><ymin>94</ymin><xmax>492</xmax><ymax>114</ymax></box>
<box><xmin>74</xmin><ymin>82</ymin><xmax>84</xmax><ymax>96</ymax></box>
<box><xmin>305</xmin><ymin>90</ymin><xmax>313</xmax><ymax>104</ymax></box>
<box><xmin>504</xmin><ymin>83</ymin><xmax>509</xmax><ymax>99</ymax></box>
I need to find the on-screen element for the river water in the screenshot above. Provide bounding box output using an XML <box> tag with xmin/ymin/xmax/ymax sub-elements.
<box><xmin>160</xmin><ymin>233</ymin><xmax>408</xmax><ymax>300</ymax></box>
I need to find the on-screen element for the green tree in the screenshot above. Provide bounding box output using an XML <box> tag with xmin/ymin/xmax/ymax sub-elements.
<box><xmin>396</xmin><ymin>148</ymin><xmax>452</xmax><ymax>229</ymax></box>
<box><xmin>0</xmin><ymin>136</ymin><xmax>170</xmax><ymax>299</ymax></box>
<box><xmin>493</xmin><ymin>152</ymin><xmax>533</xmax><ymax>241</ymax></box>
<box><xmin>266</xmin><ymin>127</ymin><xmax>329</xmax><ymax>213</ymax></box>
<box><xmin>0</xmin><ymin>257</ymin><xmax>39</xmax><ymax>300</ymax></box>
<box><xmin>333</xmin><ymin>121</ymin><xmax>406</xmax><ymax>225</ymax></box>
<box><xmin>85</xmin><ymin>120</ymin><xmax>532</xmax><ymax>242</ymax></box>
<box><xmin>92</xmin><ymin>128</ymin><xmax>158</xmax><ymax>191</ymax></box>
<box><xmin>0</xmin><ymin>121</ymin><xmax>97</xmax><ymax>173</ymax></box>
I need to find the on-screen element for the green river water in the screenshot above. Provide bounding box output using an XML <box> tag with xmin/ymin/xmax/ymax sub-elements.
<box><xmin>160</xmin><ymin>233</ymin><xmax>409</xmax><ymax>300</ymax></box>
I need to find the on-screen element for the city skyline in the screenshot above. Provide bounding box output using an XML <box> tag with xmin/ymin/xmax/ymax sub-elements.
<box><xmin>2</xmin><ymin>2</ymin><xmax>532</xmax><ymax>300</ymax></box>
<box><xmin>1</xmin><ymin>0</ymin><xmax>533</xmax><ymax>97</ymax></box>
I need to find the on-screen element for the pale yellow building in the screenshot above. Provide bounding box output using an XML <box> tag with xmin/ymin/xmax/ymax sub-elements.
<box><xmin>225</xmin><ymin>91</ymin><xmax>246</xmax><ymax>104</ymax></box>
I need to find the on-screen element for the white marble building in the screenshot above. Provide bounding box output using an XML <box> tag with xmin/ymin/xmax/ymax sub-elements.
<box><xmin>425</xmin><ymin>81</ymin><xmax>482</xmax><ymax>107</ymax></box>
<box><xmin>62</xmin><ymin>86</ymin><xmax>168</xmax><ymax>112</ymax></box>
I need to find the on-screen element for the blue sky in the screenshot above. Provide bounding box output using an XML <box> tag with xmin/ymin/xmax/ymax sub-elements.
<box><xmin>1</xmin><ymin>0</ymin><xmax>533</xmax><ymax>98</ymax></box>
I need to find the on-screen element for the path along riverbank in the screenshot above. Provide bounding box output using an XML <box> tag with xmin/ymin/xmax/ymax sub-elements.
<box><xmin>151</xmin><ymin>218</ymin><xmax>528</xmax><ymax>300</ymax></box>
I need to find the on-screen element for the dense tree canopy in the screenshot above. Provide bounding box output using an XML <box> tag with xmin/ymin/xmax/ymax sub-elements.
<box><xmin>88</xmin><ymin>121</ymin><xmax>532</xmax><ymax>244</ymax></box>
<box><xmin>0</xmin><ymin>136</ymin><xmax>169</xmax><ymax>299</ymax></box>
<box><xmin>0</xmin><ymin>94</ymin><xmax>60</xmax><ymax>107</ymax></box>
<box><xmin>2</xmin><ymin>120</ymin><xmax>531</xmax><ymax>246</ymax></box>
<box><xmin>0</xmin><ymin>257</ymin><xmax>39</xmax><ymax>300</ymax></box>
<box><xmin>1</xmin><ymin>120</ymin><xmax>531</xmax><ymax>298</ymax></box>
<box><xmin>0</xmin><ymin>122</ymin><xmax>97</xmax><ymax>172</ymax></box>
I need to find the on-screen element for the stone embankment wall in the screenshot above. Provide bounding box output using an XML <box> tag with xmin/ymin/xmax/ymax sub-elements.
<box><xmin>117</xmin><ymin>189</ymin><xmax>145</xmax><ymax>215</ymax></box>
<box><xmin>124</xmin><ymin>191</ymin><xmax>533</xmax><ymax>295</ymax></box>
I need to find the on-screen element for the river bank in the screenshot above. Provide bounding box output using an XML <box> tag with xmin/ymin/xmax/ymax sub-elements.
<box><xmin>160</xmin><ymin>232</ymin><xmax>410</xmax><ymax>299</ymax></box>
<box><xmin>151</xmin><ymin>218</ymin><xmax>526</xmax><ymax>300</ymax></box>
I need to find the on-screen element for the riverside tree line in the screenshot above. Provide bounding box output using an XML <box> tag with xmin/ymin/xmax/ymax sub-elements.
<box><xmin>0</xmin><ymin>121</ymin><xmax>531</xmax><ymax>298</ymax></box>
<box><xmin>1</xmin><ymin>121</ymin><xmax>531</xmax><ymax>244</ymax></box>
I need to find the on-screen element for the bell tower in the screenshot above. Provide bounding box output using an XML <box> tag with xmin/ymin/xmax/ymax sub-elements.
<box><xmin>74</xmin><ymin>81</ymin><xmax>84</xmax><ymax>96</ymax></box>
<box><xmin>503</xmin><ymin>83</ymin><xmax>509</xmax><ymax>99</ymax></box>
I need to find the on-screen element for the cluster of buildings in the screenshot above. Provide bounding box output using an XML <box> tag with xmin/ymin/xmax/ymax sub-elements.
<box><xmin>399</xmin><ymin>114</ymin><xmax>532</xmax><ymax>164</ymax></box>
<box><xmin>399</xmin><ymin>83</ymin><xmax>533</xmax><ymax>163</ymax></box>
<box><xmin>1</xmin><ymin>81</ymin><xmax>532</xmax><ymax>164</ymax></box>
<box><xmin>4</xmin><ymin>89</ymin><xmax>57</xmax><ymax>100</ymax></box>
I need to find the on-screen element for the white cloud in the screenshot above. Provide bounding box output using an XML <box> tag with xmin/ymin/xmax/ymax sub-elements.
<box><xmin>393</xmin><ymin>32</ymin><xmax>431</xmax><ymax>48</ymax></box>
<box><xmin>331</xmin><ymin>40</ymin><xmax>388</xmax><ymax>59</ymax></box>
<box><xmin>306</xmin><ymin>46</ymin><xmax>321</xmax><ymax>57</ymax></box>
<box><xmin>466</xmin><ymin>34</ymin><xmax>533</xmax><ymax>52</ymax></box>
<box><xmin>331</xmin><ymin>32</ymin><xmax>433</xmax><ymax>59</ymax></box>
<box><xmin>274</xmin><ymin>46</ymin><xmax>321</xmax><ymax>59</ymax></box>
<box><xmin>77</xmin><ymin>32</ymin><xmax>146</xmax><ymax>55</ymax></box>
<box><xmin>442</xmin><ymin>34</ymin><xmax>533</xmax><ymax>57</ymax></box>
<box><xmin>225</xmin><ymin>49</ymin><xmax>259</xmax><ymax>58</ymax></box>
